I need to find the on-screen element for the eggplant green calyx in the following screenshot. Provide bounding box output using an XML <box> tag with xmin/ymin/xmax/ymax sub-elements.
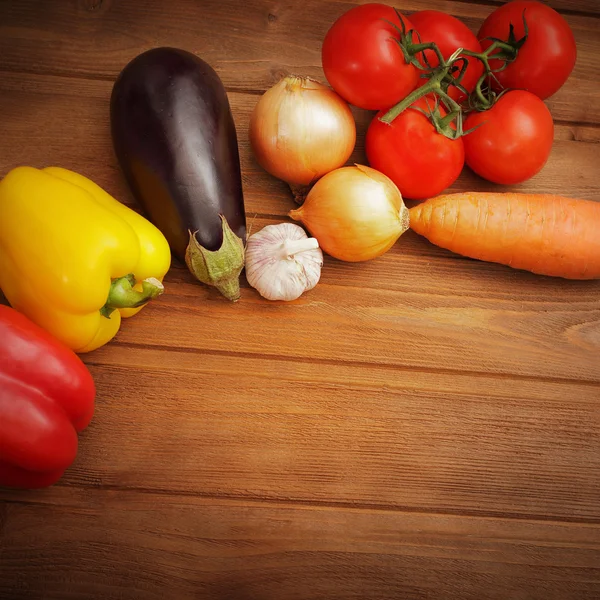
<box><xmin>185</xmin><ymin>215</ymin><xmax>245</xmax><ymax>302</ymax></box>
<box><xmin>101</xmin><ymin>274</ymin><xmax>165</xmax><ymax>318</ymax></box>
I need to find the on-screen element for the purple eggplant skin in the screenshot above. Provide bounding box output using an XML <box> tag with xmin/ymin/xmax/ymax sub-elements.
<box><xmin>110</xmin><ymin>47</ymin><xmax>246</xmax><ymax>300</ymax></box>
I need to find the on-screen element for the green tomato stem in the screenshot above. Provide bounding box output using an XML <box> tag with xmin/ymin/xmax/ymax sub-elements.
<box><xmin>380</xmin><ymin>70</ymin><xmax>445</xmax><ymax>124</ymax></box>
<box><xmin>407</xmin><ymin>41</ymin><xmax>446</xmax><ymax>69</ymax></box>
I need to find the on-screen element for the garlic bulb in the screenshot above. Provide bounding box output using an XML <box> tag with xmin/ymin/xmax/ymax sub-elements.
<box><xmin>245</xmin><ymin>223</ymin><xmax>323</xmax><ymax>301</ymax></box>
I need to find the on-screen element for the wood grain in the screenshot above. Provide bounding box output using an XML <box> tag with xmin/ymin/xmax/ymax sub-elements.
<box><xmin>19</xmin><ymin>346</ymin><xmax>596</xmax><ymax>521</ymax></box>
<box><xmin>0</xmin><ymin>0</ymin><xmax>599</xmax><ymax>124</ymax></box>
<box><xmin>98</xmin><ymin>257</ymin><xmax>599</xmax><ymax>384</ymax></box>
<box><xmin>1</xmin><ymin>1</ymin><xmax>599</xmax><ymax>599</ymax></box>
<box><xmin>0</xmin><ymin>71</ymin><xmax>599</xmax><ymax>217</ymax></box>
<box><xmin>1</xmin><ymin>489</ymin><xmax>599</xmax><ymax>600</ymax></box>
<box><xmin>0</xmin><ymin>68</ymin><xmax>598</xmax><ymax>386</ymax></box>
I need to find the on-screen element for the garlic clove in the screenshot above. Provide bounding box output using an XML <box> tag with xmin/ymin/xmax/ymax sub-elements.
<box><xmin>245</xmin><ymin>223</ymin><xmax>323</xmax><ymax>302</ymax></box>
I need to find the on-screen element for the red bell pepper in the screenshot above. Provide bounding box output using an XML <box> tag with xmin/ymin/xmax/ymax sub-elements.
<box><xmin>0</xmin><ymin>305</ymin><xmax>96</xmax><ymax>488</ymax></box>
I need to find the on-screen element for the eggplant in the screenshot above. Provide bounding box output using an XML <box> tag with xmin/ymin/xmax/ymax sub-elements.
<box><xmin>110</xmin><ymin>47</ymin><xmax>246</xmax><ymax>301</ymax></box>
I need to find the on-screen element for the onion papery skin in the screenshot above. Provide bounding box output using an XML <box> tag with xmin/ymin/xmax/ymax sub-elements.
<box><xmin>289</xmin><ymin>165</ymin><xmax>410</xmax><ymax>262</ymax></box>
<box><xmin>250</xmin><ymin>76</ymin><xmax>356</xmax><ymax>187</ymax></box>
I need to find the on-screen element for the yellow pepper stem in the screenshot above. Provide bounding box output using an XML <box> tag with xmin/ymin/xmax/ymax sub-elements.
<box><xmin>100</xmin><ymin>274</ymin><xmax>165</xmax><ymax>318</ymax></box>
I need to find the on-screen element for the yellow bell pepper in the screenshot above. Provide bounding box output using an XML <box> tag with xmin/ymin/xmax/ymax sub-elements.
<box><xmin>0</xmin><ymin>166</ymin><xmax>171</xmax><ymax>352</ymax></box>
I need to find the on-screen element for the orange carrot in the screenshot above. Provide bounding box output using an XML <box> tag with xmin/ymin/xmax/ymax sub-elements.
<box><xmin>409</xmin><ymin>192</ymin><xmax>600</xmax><ymax>279</ymax></box>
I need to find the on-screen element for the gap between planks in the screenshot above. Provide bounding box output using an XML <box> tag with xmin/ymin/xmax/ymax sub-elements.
<box><xmin>89</xmin><ymin>341</ymin><xmax>600</xmax><ymax>389</ymax></box>
<box><xmin>2</xmin><ymin>484</ymin><xmax>600</xmax><ymax>527</ymax></box>
<box><xmin>0</xmin><ymin>65</ymin><xmax>264</xmax><ymax>96</ymax></box>
<box><xmin>0</xmin><ymin>66</ymin><xmax>598</xmax><ymax>133</ymax></box>
<box><xmin>449</xmin><ymin>0</ymin><xmax>599</xmax><ymax>19</ymax></box>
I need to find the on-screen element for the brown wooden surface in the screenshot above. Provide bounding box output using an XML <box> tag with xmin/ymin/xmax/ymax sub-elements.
<box><xmin>1</xmin><ymin>1</ymin><xmax>599</xmax><ymax>599</ymax></box>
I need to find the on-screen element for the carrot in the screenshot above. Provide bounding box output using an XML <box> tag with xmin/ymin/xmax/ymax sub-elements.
<box><xmin>409</xmin><ymin>192</ymin><xmax>600</xmax><ymax>280</ymax></box>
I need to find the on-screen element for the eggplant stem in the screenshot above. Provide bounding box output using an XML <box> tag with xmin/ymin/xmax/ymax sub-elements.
<box><xmin>185</xmin><ymin>216</ymin><xmax>245</xmax><ymax>302</ymax></box>
<box><xmin>215</xmin><ymin>276</ymin><xmax>243</xmax><ymax>303</ymax></box>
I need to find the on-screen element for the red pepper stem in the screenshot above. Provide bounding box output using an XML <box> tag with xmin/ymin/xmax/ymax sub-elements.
<box><xmin>101</xmin><ymin>275</ymin><xmax>164</xmax><ymax>318</ymax></box>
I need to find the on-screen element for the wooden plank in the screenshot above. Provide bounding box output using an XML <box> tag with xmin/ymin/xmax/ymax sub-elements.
<box><xmin>1</xmin><ymin>488</ymin><xmax>599</xmax><ymax>600</ymax></box>
<box><xmin>0</xmin><ymin>71</ymin><xmax>598</xmax><ymax>382</ymax></box>
<box><xmin>0</xmin><ymin>2</ymin><xmax>598</xmax><ymax>598</ymax></box>
<box><xmin>0</xmin><ymin>0</ymin><xmax>598</xmax><ymax>124</ymax></box>
<box><xmin>0</xmin><ymin>71</ymin><xmax>598</xmax><ymax>216</ymax></box>
<box><xmin>162</xmin><ymin>230</ymin><xmax>600</xmax><ymax>297</ymax></box>
<box><xmin>0</xmin><ymin>67</ymin><xmax>598</xmax><ymax>379</ymax></box>
<box><xmin>0</xmin><ymin>70</ymin><xmax>598</xmax><ymax>384</ymax></box>
<box><xmin>455</xmin><ymin>0</ymin><xmax>600</xmax><ymax>15</ymax></box>
<box><xmin>95</xmin><ymin>258</ymin><xmax>600</xmax><ymax>383</ymax></box>
<box><xmin>1</xmin><ymin>347</ymin><xmax>588</xmax><ymax>520</ymax></box>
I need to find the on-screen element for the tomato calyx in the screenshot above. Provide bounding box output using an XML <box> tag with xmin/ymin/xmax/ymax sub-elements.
<box><xmin>476</xmin><ymin>11</ymin><xmax>530</xmax><ymax>67</ymax></box>
<box><xmin>463</xmin><ymin>13</ymin><xmax>530</xmax><ymax>112</ymax></box>
<box><xmin>380</xmin><ymin>48</ymin><xmax>473</xmax><ymax>140</ymax></box>
<box><xmin>385</xmin><ymin>9</ymin><xmax>472</xmax><ymax>83</ymax></box>
<box><xmin>379</xmin><ymin>9</ymin><xmax>531</xmax><ymax>138</ymax></box>
<box><xmin>466</xmin><ymin>78</ymin><xmax>509</xmax><ymax>113</ymax></box>
<box><xmin>413</xmin><ymin>96</ymin><xmax>466</xmax><ymax>139</ymax></box>
<box><xmin>379</xmin><ymin>16</ymin><xmax>491</xmax><ymax>137</ymax></box>
<box><xmin>383</xmin><ymin>9</ymin><xmax>440</xmax><ymax>71</ymax></box>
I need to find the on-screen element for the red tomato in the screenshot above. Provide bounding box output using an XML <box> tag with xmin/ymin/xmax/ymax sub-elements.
<box><xmin>409</xmin><ymin>10</ymin><xmax>484</xmax><ymax>103</ymax></box>
<box><xmin>478</xmin><ymin>0</ymin><xmax>577</xmax><ymax>100</ymax></box>
<box><xmin>322</xmin><ymin>4</ymin><xmax>420</xmax><ymax>110</ymax></box>
<box><xmin>463</xmin><ymin>90</ymin><xmax>554</xmax><ymax>185</ymax></box>
<box><xmin>366</xmin><ymin>97</ymin><xmax>465</xmax><ymax>200</ymax></box>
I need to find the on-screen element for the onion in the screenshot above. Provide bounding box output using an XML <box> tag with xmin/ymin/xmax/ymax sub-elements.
<box><xmin>249</xmin><ymin>75</ymin><xmax>356</xmax><ymax>195</ymax></box>
<box><xmin>289</xmin><ymin>165</ymin><xmax>409</xmax><ymax>262</ymax></box>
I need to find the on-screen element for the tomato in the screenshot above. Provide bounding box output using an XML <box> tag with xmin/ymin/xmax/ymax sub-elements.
<box><xmin>366</xmin><ymin>97</ymin><xmax>465</xmax><ymax>200</ymax></box>
<box><xmin>322</xmin><ymin>4</ymin><xmax>419</xmax><ymax>110</ymax></box>
<box><xmin>478</xmin><ymin>0</ymin><xmax>577</xmax><ymax>100</ymax></box>
<box><xmin>409</xmin><ymin>10</ymin><xmax>484</xmax><ymax>103</ymax></box>
<box><xmin>463</xmin><ymin>90</ymin><xmax>554</xmax><ymax>185</ymax></box>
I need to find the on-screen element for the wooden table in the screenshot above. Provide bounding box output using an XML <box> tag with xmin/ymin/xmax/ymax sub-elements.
<box><xmin>1</xmin><ymin>1</ymin><xmax>599</xmax><ymax>598</ymax></box>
